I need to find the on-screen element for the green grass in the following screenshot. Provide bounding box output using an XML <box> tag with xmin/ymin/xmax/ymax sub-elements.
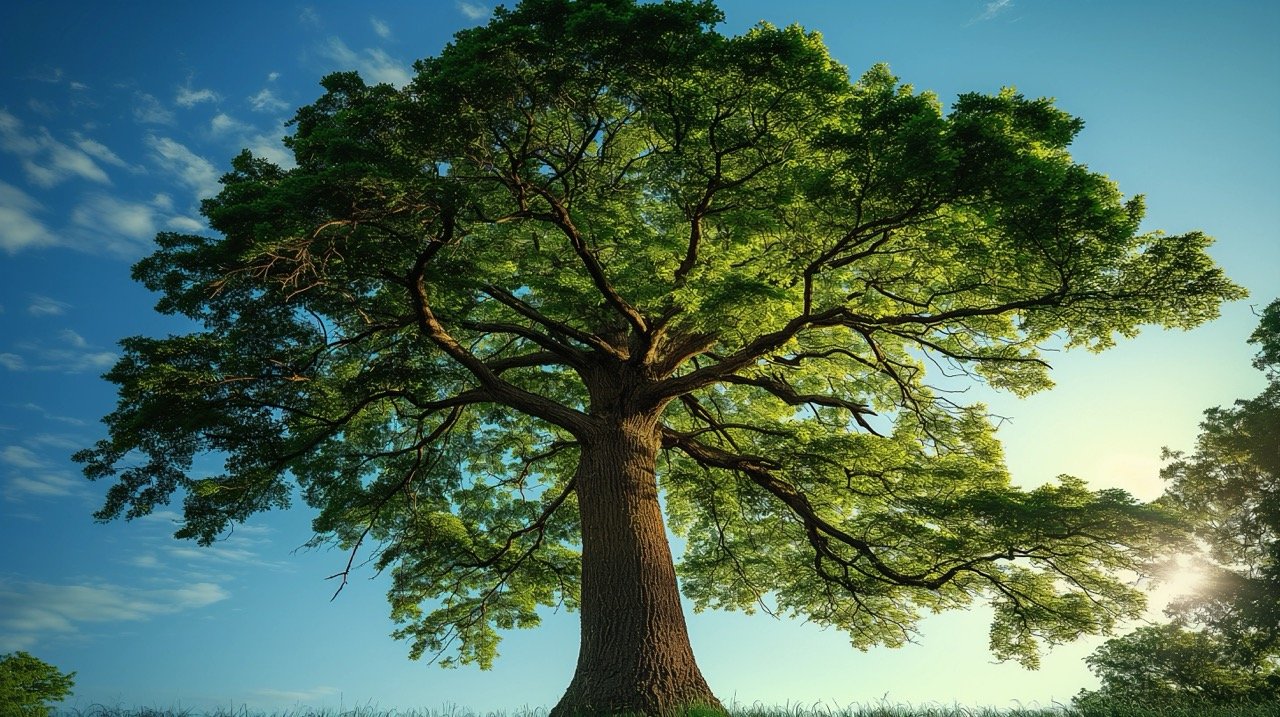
<box><xmin>52</xmin><ymin>699</ymin><xmax>1280</xmax><ymax>717</ymax></box>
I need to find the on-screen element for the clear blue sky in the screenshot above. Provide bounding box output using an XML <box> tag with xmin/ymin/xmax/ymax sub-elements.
<box><xmin>1</xmin><ymin>1</ymin><xmax>1276</xmax><ymax>712</ymax></box>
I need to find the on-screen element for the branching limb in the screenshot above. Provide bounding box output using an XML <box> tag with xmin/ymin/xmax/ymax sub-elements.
<box><xmin>402</xmin><ymin>246</ymin><xmax>590</xmax><ymax>436</ymax></box>
<box><xmin>721</xmin><ymin>373</ymin><xmax>882</xmax><ymax>436</ymax></box>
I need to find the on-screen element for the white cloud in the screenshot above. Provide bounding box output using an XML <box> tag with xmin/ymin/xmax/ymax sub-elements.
<box><xmin>299</xmin><ymin>6</ymin><xmax>321</xmax><ymax>28</ymax></box>
<box><xmin>0</xmin><ymin>110</ymin><xmax>112</xmax><ymax>188</ymax></box>
<box><xmin>146</xmin><ymin>136</ymin><xmax>221</xmax><ymax>200</ymax></box>
<box><xmin>70</xmin><ymin>81</ymin><xmax>89</xmax><ymax>91</ymax></box>
<box><xmin>320</xmin><ymin>37</ymin><xmax>412</xmax><ymax>87</ymax></box>
<box><xmin>371</xmin><ymin>16</ymin><xmax>392</xmax><ymax>39</ymax></box>
<box><xmin>58</xmin><ymin>329</ymin><xmax>89</xmax><ymax>349</ymax></box>
<box><xmin>73</xmin><ymin>133</ymin><xmax>129</xmax><ymax>168</ymax></box>
<box><xmin>249</xmin><ymin>88</ymin><xmax>290</xmax><ymax>114</ymax></box>
<box><xmin>973</xmin><ymin>0</ymin><xmax>1014</xmax><ymax>22</ymax></box>
<box><xmin>210</xmin><ymin>112</ymin><xmax>250</xmax><ymax>135</ymax></box>
<box><xmin>41</xmin><ymin>348</ymin><xmax>117</xmax><ymax>373</ymax></box>
<box><xmin>1</xmin><ymin>445</ymin><xmax>44</xmax><ymax>469</ymax></box>
<box><xmin>0</xmin><ymin>580</ymin><xmax>230</xmax><ymax>651</ymax></box>
<box><xmin>131</xmin><ymin>553</ymin><xmax>162</xmax><ymax>568</ymax></box>
<box><xmin>457</xmin><ymin>1</ymin><xmax>490</xmax><ymax>21</ymax></box>
<box><xmin>29</xmin><ymin>67</ymin><xmax>64</xmax><ymax>84</ymax></box>
<box><xmin>166</xmin><ymin>215</ymin><xmax>206</xmax><ymax>232</ymax></box>
<box><xmin>267</xmin><ymin>71</ymin><xmax>280</xmax><ymax>82</ymax></box>
<box><xmin>5</xmin><ymin>470</ymin><xmax>82</xmax><ymax>499</ymax></box>
<box><xmin>26</xmin><ymin>433</ymin><xmax>82</xmax><ymax>450</ymax></box>
<box><xmin>0</xmin><ymin>181</ymin><xmax>57</xmax><ymax>253</ymax></box>
<box><xmin>245</xmin><ymin>131</ymin><xmax>295</xmax><ymax>169</ymax></box>
<box><xmin>13</xmin><ymin>403</ymin><xmax>86</xmax><ymax>426</ymax></box>
<box><xmin>134</xmin><ymin>92</ymin><xmax>174</xmax><ymax>125</ymax></box>
<box><xmin>1</xmin><ymin>443</ymin><xmax>85</xmax><ymax>500</ymax></box>
<box><xmin>0</xmin><ymin>327</ymin><xmax>117</xmax><ymax>374</ymax></box>
<box><xmin>27</xmin><ymin>295</ymin><xmax>69</xmax><ymax>316</ymax></box>
<box><xmin>151</xmin><ymin>192</ymin><xmax>174</xmax><ymax>211</ymax></box>
<box><xmin>176</xmin><ymin>82</ymin><xmax>218</xmax><ymax>108</ymax></box>
<box><xmin>72</xmin><ymin>194</ymin><xmax>157</xmax><ymax>241</ymax></box>
<box><xmin>253</xmin><ymin>687</ymin><xmax>341</xmax><ymax>703</ymax></box>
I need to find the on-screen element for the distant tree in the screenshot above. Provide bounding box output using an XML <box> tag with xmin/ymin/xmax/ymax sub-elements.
<box><xmin>76</xmin><ymin>1</ymin><xmax>1243</xmax><ymax>714</ymax></box>
<box><xmin>1077</xmin><ymin>300</ymin><xmax>1280</xmax><ymax>706</ymax></box>
<box><xmin>0</xmin><ymin>652</ymin><xmax>75</xmax><ymax>717</ymax></box>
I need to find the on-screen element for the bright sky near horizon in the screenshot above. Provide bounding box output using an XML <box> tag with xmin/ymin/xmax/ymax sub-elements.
<box><xmin>1</xmin><ymin>0</ymin><xmax>1277</xmax><ymax>713</ymax></box>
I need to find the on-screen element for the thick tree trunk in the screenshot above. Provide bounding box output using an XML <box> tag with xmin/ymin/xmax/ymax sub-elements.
<box><xmin>550</xmin><ymin>412</ymin><xmax>723</xmax><ymax>716</ymax></box>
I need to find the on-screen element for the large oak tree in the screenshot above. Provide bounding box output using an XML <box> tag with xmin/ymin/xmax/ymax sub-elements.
<box><xmin>78</xmin><ymin>1</ymin><xmax>1244</xmax><ymax>714</ymax></box>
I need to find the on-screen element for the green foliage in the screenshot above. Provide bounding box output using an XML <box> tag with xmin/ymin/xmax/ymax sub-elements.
<box><xmin>0</xmin><ymin>652</ymin><xmax>75</xmax><ymax>717</ymax></box>
<box><xmin>79</xmin><ymin>0</ymin><xmax>1242</xmax><ymax>673</ymax></box>
<box><xmin>1079</xmin><ymin>300</ymin><xmax>1280</xmax><ymax>706</ymax></box>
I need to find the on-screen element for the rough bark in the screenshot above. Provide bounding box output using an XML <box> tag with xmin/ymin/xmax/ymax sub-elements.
<box><xmin>550</xmin><ymin>407</ymin><xmax>723</xmax><ymax>716</ymax></box>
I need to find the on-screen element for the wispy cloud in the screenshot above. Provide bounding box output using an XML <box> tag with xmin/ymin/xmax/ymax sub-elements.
<box><xmin>253</xmin><ymin>687</ymin><xmax>341</xmax><ymax>703</ymax></box>
<box><xmin>210</xmin><ymin>112</ymin><xmax>251</xmax><ymax>136</ymax></box>
<box><xmin>299</xmin><ymin>6</ymin><xmax>321</xmax><ymax>28</ymax></box>
<box><xmin>12</xmin><ymin>403</ymin><xmax>86</xmax><ymax>426</ymax></box>
<box><xmin>0</xmin><ymin>327</ymin><xmax>116</xmax><ymax>374</ymax></box>
<box><xmin>1</xmin><ymin>441</ymin><xmax>86</xmax><ymax>500</ymax></box>
<box><xmin>72</xmin><ymin>133</ymin><xmax>133</xmax><ymax>170</ymax></box>
<box><xmin>133</xmin><ymin>92</ymin><xmax>175</xmax><ymax>125</ymax></box>
<box><xmin>146</xmin><ymin>136</ymin><xmax>221</xmax><ymax>200</ymax></box>
<box><xmin>457</xmin><ymin>1</ymin><xmax>490</xmax><ymax>21</ymax></box>
<box><xmin>72</xmin><ymin>194</ymin><xmax>157</xmax><ymax>242</ymax></box>
<box><xmin>0</xmin><ymin>580</ymin><xmax>230</xmax><ymax>651</ymax></box>
<box><xmin>1</xmin><ymin>446</ymin><xmax>44</xmax><ymax>469</ymax></box>
<box><xmin>0</xmin><ymin>110</ymin><xmax>113</xmax><ymax>188</ymax></box>
<box><xmin>176</xmin><ymin>82</ymin><xmax>218</xmax><ymax>108</ymax></box>
<box><xmin>0</xmin><ymin>181</ymin><xmax>57</xmax><ymax>253</ymax></box>
<box><xmin>27</xmin><ymin>295</ymin><xmax>69</xmax><ymax>317</ymax></box>
<box><xmin>972</xmin><ymin>0</ymin><xmax>1014</xmax><ymax>23</ymax></box>
<box><xmin>371</xmin><ymin>16</ymin><xmax>392</xmax><ymax>40</ymax></box>
<box><xmin>4</xmin><ymin>469</ymin><xmax>82</xmax><ymax>500</ymax></box>
<box><xmin>319</xmin><ymin>37</ymin><xmax>412</xmax><ymax>87</ymax></box>
<box><xmin>248</xmin><ymin>88</ymin><xmax>290</xmax><ymax>114</ymax></box>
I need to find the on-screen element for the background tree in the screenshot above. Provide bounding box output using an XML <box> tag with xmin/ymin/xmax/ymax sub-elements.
<box><xmin>76</xmin><ymin>1</ymin><xmax>1243</xmax><ymax>714</ymax></box>
<box><xmin>0</xmin><ymin>652</ymin><xmax>76</xmax><ymax>717</ymax></box>
<box><xmin>1077</xmin><ymin>300</ymin><xmax>1280</xmax><ymax>707</ymax></box>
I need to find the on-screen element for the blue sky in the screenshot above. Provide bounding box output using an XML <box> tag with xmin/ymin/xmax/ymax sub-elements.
<box><xmin>1</xmin><ymin>0</ymin><xmax>1277</xmax><ymax>712</ymax></box>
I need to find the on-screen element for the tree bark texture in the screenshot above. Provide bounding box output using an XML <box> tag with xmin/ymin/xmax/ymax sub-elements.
<box><xmin>550</xmin><ymin>411</ymin><xmax>723</xmax><ymax>716</ymax></box>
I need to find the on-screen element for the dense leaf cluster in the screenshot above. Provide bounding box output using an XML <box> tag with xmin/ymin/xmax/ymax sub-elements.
<box><xmin>0</xmin><ymin>652</ymin><xmax>75</xmax><ymax>717</ymax></box>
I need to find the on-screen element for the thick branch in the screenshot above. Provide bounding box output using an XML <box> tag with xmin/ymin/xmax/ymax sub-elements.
<box><xmin>405</xmin><ymin>252</ymin><xmax>590</xmax><ymax>436</ymax></box>
<box><xmin>660</xmin><ymin>428</ymin><xmax>1069</xmax><ymax>593</ymax></box>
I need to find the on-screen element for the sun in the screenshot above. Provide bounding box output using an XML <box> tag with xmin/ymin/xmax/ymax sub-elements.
<box><xmin>1151</xmin><ymin>552</ymin><xmax>1213</xmax><ymax>601</ymax></box>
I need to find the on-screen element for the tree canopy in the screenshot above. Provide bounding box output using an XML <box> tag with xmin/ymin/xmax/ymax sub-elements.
<box><xmin>0</xmin><ymin>652</ymin><xmax>75</xmax><ymax>717</ymax></box>
<box><xmin>76</xmin><ymin>0</ymin><xmax>1244</xmax><ymax>713</ymax></box>
<box><xmin>1079</xmin><ymin>300</ymin><xmax>1280</xmax><ymax>706</ymax></box>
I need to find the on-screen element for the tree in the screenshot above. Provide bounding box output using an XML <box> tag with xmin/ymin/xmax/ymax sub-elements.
<box><xmin>0</xmin><ymin>652</ymin><xmax>75</xmax><ymax>717</ymax></box>
<box><xmin>76</xmin><ymin>1</ymin><xmax>1244</xmax><ymax>714</ymax></box>
<box><xmin>1078</xmin><ymin>300</ymin><xmax>1280</xmax><ymax>706</ymax></box>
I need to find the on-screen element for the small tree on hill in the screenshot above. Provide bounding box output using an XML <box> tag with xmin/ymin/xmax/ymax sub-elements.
<box><xmin>0</xmin><ymin>652</ymin><xmax>76</xmax><ymax>717</ymax></box>
<box><xmin>77</xmin><ymin>1</ymin><xmax>1243</xmax><ymax>714</ymax></box>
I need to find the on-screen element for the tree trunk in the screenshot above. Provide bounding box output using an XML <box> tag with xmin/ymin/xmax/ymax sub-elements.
<box><xmin>550</xmin><ymin>411</ymin><xmax>723</xmax><ymax>716</ymax></box>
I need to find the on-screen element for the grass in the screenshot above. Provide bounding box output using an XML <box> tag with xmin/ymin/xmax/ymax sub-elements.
<box><xmin>52</xmin><ymin>698</ymin><xmax>1280</xmax><ymax>717</ymax></box>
